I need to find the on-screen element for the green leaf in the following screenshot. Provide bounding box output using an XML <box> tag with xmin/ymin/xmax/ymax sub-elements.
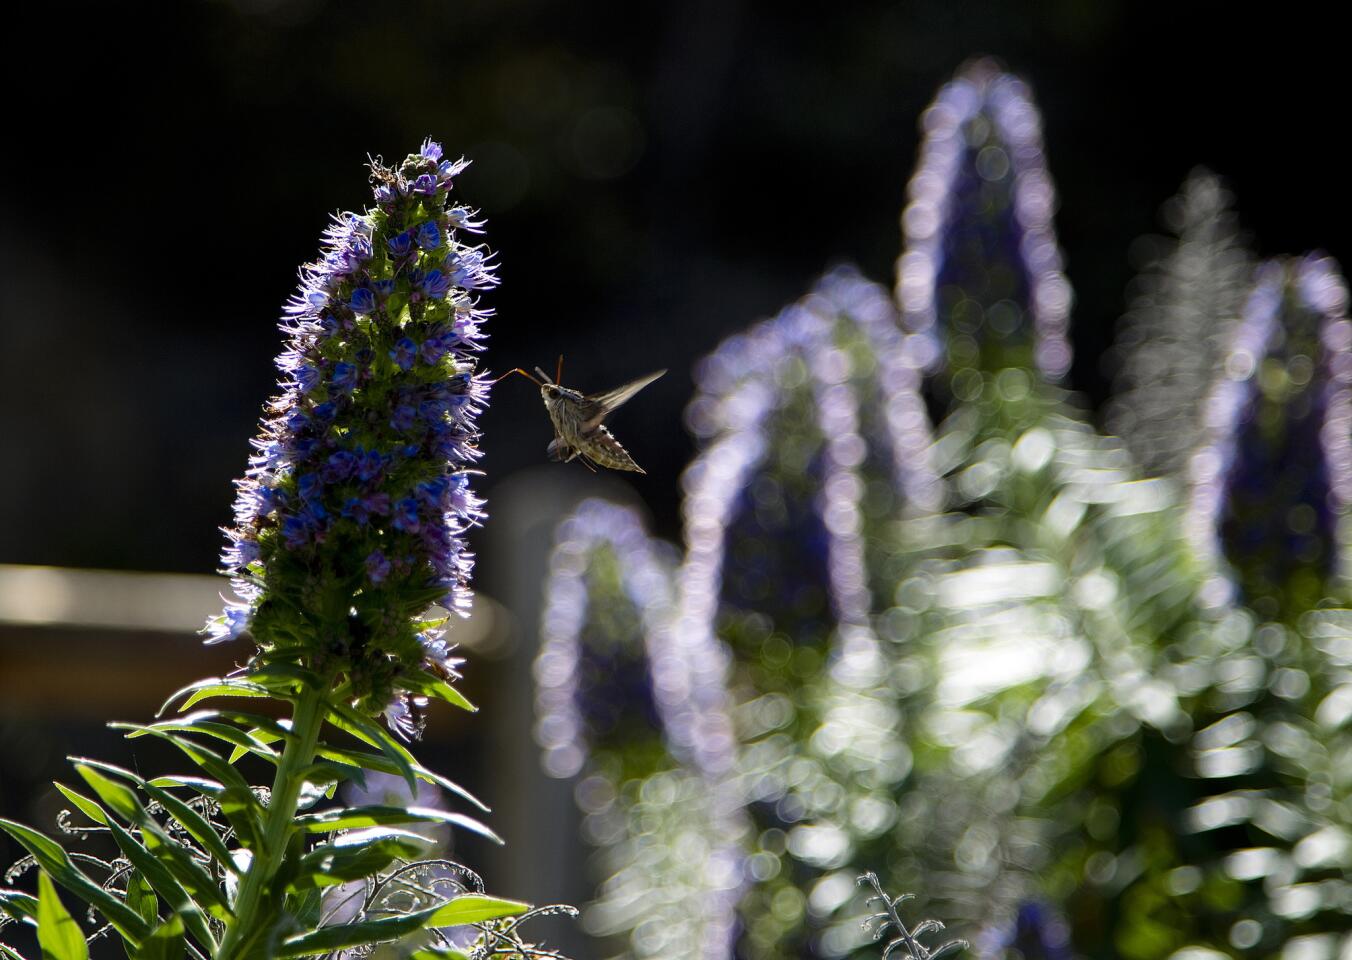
<box><xmin>52</xmin><ymin>785</ymin><xmax>108</xmax><ymax>827</ymax></box>
<box><xmin>397</xmin><ymin>671</ymin><xmax>477</xmax><ymax>713</ymax></box>
<box><xmin>79</xmin><ymin>762</ymin><xmax>236</xmax><ymax>872</ymax></box>
<box><xmin>58</xmin><ymin>786</ymin><xmax>216</xmax><ymax>951</ymax></box>
<box><xmin>293</xmin><ymin>805</ymin><xmax>502</xmax><ymax>844</ymax></box>
<box><xmin>37</xmin><ymin>871</ymin><xmax>88</xmax><ymax>960</ymax></box>
<box><xmin>1</xmin><ymin>944</ymin><xmax>31</xmax><ymax>959</ymax></box>
<box><xmin>287</xmin><ymin>831</ymin><xmax>428</xmax><ymax>890</ymax></box>
<box><xmin>324</xmin><ymin>701</ymin><xmax>418</xmax><ymax>793</ymax></box>
<box><xmin>124</xmin><ymin>714</ymin><xmax>279</xmax><ymax>764</ymax></box>
<box><xmin>410</xmin><ymin>949</ymin><xmax>471</xmax><ymax>960</ymax></box>
<box><xmin>312</xmin><ymin>745</ymin><xmax>488</xmax><ymax>812</ymax></box>
<box><xmin>0</xmin><ymin>888</ymin><xmax>38</xmax><ymax>924</ymax></box>
<box><xmin>276</xmin><ymin>894</ymin><xmax>527</xmax><ymax>957</ymax></box>
<box><xmin>132</xmin><ymin>916</ymin><xmax>185</xmax><ymax>960</ymax></box>
<box><xmin>158</xmin><ymin>678</ymin><xmax>271</xmax><ymax>717</ymax></box>
<box><xmin>424</xmin><ymin>894</ymin><xmax>529</xmax><ymax>927</ymax></box>
<box><xmin>0</xmin><ymin>819</ymin><xmax>151</xmax><ymax>944</ymax></box>
<box><xmin>105</xmin><ymin>726</ymin><xmax>264</xmax><ymax>849</ymax></box>
<box><xmin>124</xmin><ymin>871</ymin><xmax>158</xmax><ymax>927</ymax></box>
<box><xmin>71</xmin><ymin>766</ymin><xmax>232</xmax><ymax>920</ymax></box>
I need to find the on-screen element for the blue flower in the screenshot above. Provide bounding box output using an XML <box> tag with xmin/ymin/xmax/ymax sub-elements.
<box><xmin>387</xmin><ymin>230</ymin><xmax>414</xmax><ymax>259</ymax></box>
<box><xmin>331</xmin><ymin>362</ymin><xmax>358</xmax><ymax>394</ymax></box>
<box><xmin>392</xmin><ymin>498</ymin><xmax>420</xmax><ymax>533</ymax></box>
<box><xmin>420</xmin><ymin>269</ymin><xmax>453</xmax><ymax>301</ymax></box>
<box><xmin>411</xmin><ymin>173</ymin><xmax>438</xmax><ymax>196</ymax></box>
<box><xmin>349</xmin><ymin>286</ymin><xmax>376</xmax><ymax>315</ymax></box>
<box><xmin>205</xmin><ymin>603</ymin><xmax>252</xmax><ymax>646</ymax></box>
<box><xmin>366</xmin><ymin>549</ymin><xmax>392</xmax><ymax>583</ymax></box>
<box><xmin>357</xmin><ymin>449</ymin><xmax>388</xmax><ymax>483</ymax></box>
<box><xmin>296</xmin><ymin>365</ymin><xmax>321</xmax><ymax>393</ymax></box>
<box><xmin>296</xmin><ymin>473</ymin><xmax>323</xmax><ymax>501</ymax></box>
<box><xmin>420</xmin><ymin>138</ymin><xmax>444</xmax><ymax>161</ymax></box>
<box><xmin>323</xmin><ymin>450</ymin><xmax>357</xmax><ymax>483</ymax></box>
<box><xmin>390</xmin><ymin>338</ymin><xmax>418</xmax><ymax>371</ymax></box>
<box><xmin>416</xmin><ymin>221</ymin><xmax>442</xmax><ymax>251</ymax></box>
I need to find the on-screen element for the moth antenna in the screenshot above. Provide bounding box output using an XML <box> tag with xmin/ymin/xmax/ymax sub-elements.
<box><xmin>490</xmin><ymin>367</ymin><xmax>543</xmax><ymax>387</ymax></box>
<box><xmin>533</xmin><ymin>366</ymin><xmax>554</xmax><ymax>385</ymax></box>
<box><xmin>556</xmin><ymin>354</ymin><xmax>564</xmax><ymax>386</ymax></box>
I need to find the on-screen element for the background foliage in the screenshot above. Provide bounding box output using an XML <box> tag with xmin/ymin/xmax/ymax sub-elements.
<box><xmin>535</xmin><ymin>61</ymin><xmax>1352</xmax><ymax>960</ymax></box>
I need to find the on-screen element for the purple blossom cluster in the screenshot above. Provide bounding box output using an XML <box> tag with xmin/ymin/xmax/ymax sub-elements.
<box><xmin>977</xmin><ymin>902</ymin><xmax>1072</xmax><ymax>960</ymax></box>
<box><xmin>206</xmin><ymin>139</ymin><xmax>495</xmax><ymax>727</ymax></box>
<box><xmin>897</xmin><ymin>58</ymin><xmax>1073</xmax><ymax>382</ymax></box>
<box><xmin>682</xmin><ymin>268</ymin><xmax>938</xmax><ymax>684</ymax></box>
<box><xmin>534</xmin><ymin>499</ymin><xmax>679</xmax><ymax>779</ymax></box>
<box><xmin>1188</xmin><ymin>256</ymin><xmax>1352</xmax><ymax>613</ymax></box>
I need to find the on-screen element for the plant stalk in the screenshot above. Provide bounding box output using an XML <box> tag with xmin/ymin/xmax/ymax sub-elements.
<box><xmin>216</xmin><ymin>680</ymin><xmax>329</xmax><ymax>959</ymax></box>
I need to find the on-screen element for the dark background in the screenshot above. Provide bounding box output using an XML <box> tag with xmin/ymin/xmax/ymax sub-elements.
<box><xmin>1</xmin><ymin>1</ymin><xmax>1346</xmax><ymax>570</ymax></box>
<box><xmin>0</xmin><ymin>1</ymin><xmax>1346</xmax><ymax>953</ymax></box>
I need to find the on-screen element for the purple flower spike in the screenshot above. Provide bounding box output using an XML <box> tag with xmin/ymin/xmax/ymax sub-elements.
<box><xmin>536</xmin><ymin>499</ymin><xmax>749</xmax><ymax>960</ymax></box>
<box><xmin>1189</xmin><ymin>255</ymin><xmax>1352</xmax><ymax>615</ymax></box>
<box><xmin>210</xmin><ymin>140</ymin><xmax>497</xmax><ymax>730</ymax></box>
<box><xmin>898</xmin><ymin>58</ymin><xmax>1072</xmax><ymax>382</ymax></box>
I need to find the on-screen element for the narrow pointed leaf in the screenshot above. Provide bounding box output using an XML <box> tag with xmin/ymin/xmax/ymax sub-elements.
<box><xmin>313</xmin><ymin>744</ymin><xmax>487</xmax><ymax>812</ymax></box>
<box><xmin>293</xmin><ymin>805</ymin><xmax>501</xmax><ymax>844</ymax></box>
<box><xmin>288</xmin><ymin>831</ymin><xmax>428</xmax><ymax>890</ymax></box>
<box><xmin>158</xmin><ymin>678</ymin><xmax>270</xmax><ymax>717</ymax></box>
<box><xmin>396</xmin><ymin>671</ymin><xmax>477</xmax><ymax>713</ymax></box>
<box><xmin>0</xmin><ymin>888</ymin><xmax>38</xmax><ymax>924</ymax></box>
<box><xmin>324</xmin><ymin>701</ymin><xmax>417</xmax><ymax>793</ymax></box>
<box><xmin>105</xmin><ymin>726</ymin><xmax>263</xmax><ymax>849</ymax></box>
<box><xmin>37</xmin><ymin>871</ymin><xmax>89</xmax><ymax>960</ymax></box>
<box><xmin>71</xmin><ymin>766</ymin><xmax>232</xmax><ymax>919</ymax></box>
<box><xmin>78</xmin><ymin>763</ymin><xmax>236</xmax><ymax>872</ymax></box>
<box><xmin>68</xmin><ymin>795</ymin><xmax>216</xmax><ymax>951</ymax></box>
<box><xmin>277</xmin><ymin>894</ymin><xmax>527</xmax><ymax>956</ymax></box>
<box><xmin>0</xmin><ymin>819</ymin><xmax>150</xmax><ymax>943</ymax></box>
<box><xmin>132</xmin><ymin>916</ymin><xmax>185</xmax><ymax>960</ymax></box>
<box><xmin>124</xmin><ymin>872</ymin><xmax>158</xmax><ymax>927</ymax></box>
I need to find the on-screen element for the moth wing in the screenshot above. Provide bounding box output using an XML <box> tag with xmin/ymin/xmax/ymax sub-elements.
<box><xmin>579</xmin><ymin>369</ymin><xmax>666</xmax><ymax>428</ymax></box>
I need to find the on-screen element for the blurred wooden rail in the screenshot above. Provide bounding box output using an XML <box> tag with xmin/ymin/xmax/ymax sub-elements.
<box><xmin>0</xmin><ymin>564</ymin><xmax>509</xmax><ymax>718</ymax></box>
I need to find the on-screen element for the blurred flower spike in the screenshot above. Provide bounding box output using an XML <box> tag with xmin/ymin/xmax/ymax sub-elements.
<box><xmin>683</xmin><ymin>268</ymin><xmax>939</xmax><ymax>681</ymax></box>
<box><xmin>534</xmin><ymin>499</ymin><xmax>747</xmax><ymax>960</ymax></box>
<box><xmin>897</xmin><ymin>58</ymin><xmax>1073</xmax><ymax>387</ymax></box>
<box><xmin>534</xmin><ymin>499</ymin><xmax>684</xmax><ymax>779</ymax></box>
<box><xmin>976</xmin><ymin>901</ymin><xmax>1071</xmax><ymax>960</ymax></box>
<box><xmin>1190</xmin><ymin>255</ymin><xmax>1352</xmax><ymax>617</ymax></box>
<box><xmin>206</xmin><ymin>139</ymin><xmax>496</xmax><ymax>728</ymax></box>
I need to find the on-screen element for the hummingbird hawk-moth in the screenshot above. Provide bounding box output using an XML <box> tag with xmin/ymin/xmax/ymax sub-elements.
<box><xmin>497</xmin><ymin>358</ymin><xmax>665</xmax><ymax>473</ymax></box>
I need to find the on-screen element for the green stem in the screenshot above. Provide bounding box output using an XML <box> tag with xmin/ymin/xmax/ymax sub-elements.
<box><xmin>216</xmin><ymin>679</ymin><xmax>330</xmax><ymax>960</ymax></box>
